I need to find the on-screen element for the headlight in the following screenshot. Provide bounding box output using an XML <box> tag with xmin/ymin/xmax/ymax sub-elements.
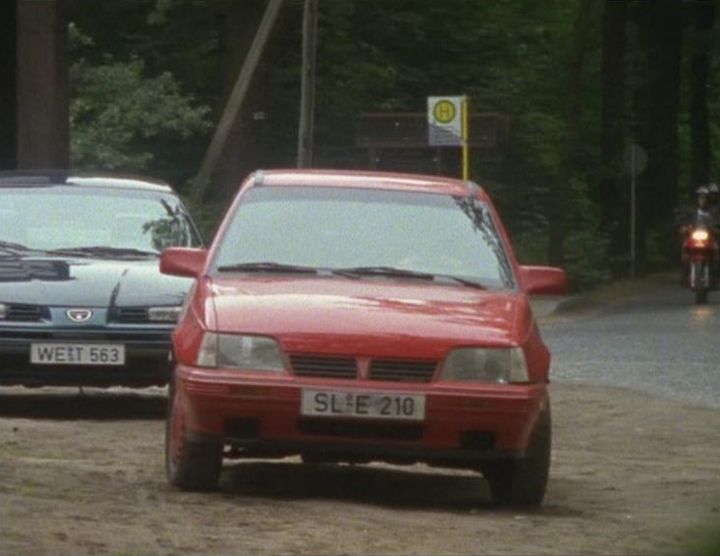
<box><xmin>0</xmin><ymin>303</ymin><xmax>7</xmax><ymax>320</ymax></box>
<box><xmin>148</xmin><ymin>306</ymin><xmax>183</xmax><ymax>322</ymax></box>
<box><xmin>196</xmin><ymin>332</ymin><xmax>286</xmax><ymax>371</ymax></box>
<box><xmin>690</xmin><ymin>229</ymin><xmax>710</xmax><ymax>243</ymax></box>
<box><xmin>440</xmin><ymin>347</ymin><xmax>529</xmax><ymax>383</ymax></box>
<box><xmin>691</xmin><ymin>229</ymin><xmax>709</xmax><ymax>242</ymax></box>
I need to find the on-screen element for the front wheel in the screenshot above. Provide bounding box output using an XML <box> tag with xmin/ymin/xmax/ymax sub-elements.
<box><xmin>165</xmin><ymin>379</ymin><xmax>223</xmax><ymax>491</ymax></box>
<box><xmin>481</xmin><ymin>405</ymin><xmax>551</xmax><ymax>508</ymax></box>
<box><xmin>691</xmin><ymin>261</ymin><xmax>709</xmax><ymax>305</ymax></box>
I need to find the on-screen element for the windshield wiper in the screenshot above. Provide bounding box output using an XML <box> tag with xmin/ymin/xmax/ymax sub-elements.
<box><xmin>333</xmin><ymin>266</ymin><xmax>486</xmax><ymax>289</ymax></box>
<box><xmin>333</xmin><ymin>266</ymin><xmax>436</xmax><ymax>279</ymax></box>
<box><xmin>216</xmin><ymin>261</ymin><xmax>321</xmax><ymax>274</ymax></box>
<box><xmin>0</xmin><ymin>240</ymin><xmax>33</xmax><ymax>253</ymax></box>
<box><xmin>47</xmin><ymin>246</ymin><xmax>158</xmax><ymax>258</ymax></box>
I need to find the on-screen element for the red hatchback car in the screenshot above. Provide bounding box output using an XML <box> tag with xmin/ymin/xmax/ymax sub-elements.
<box><xmin>161</xmin><ymin>169</ymin><xmax>566</xmax><ymax>506</ymax></box>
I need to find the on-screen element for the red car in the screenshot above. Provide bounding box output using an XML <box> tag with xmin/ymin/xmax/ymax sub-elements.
<box><xmin>161</xmin><ymin>169</ymin><xmax>566</xmax><ymax>506</ymax></box>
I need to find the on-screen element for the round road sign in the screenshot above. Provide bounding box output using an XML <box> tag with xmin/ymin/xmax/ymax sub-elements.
<box><xmin>433</xmin><ymin>100</ymin><xmax>457</xmax><ymax>124</ymax></box>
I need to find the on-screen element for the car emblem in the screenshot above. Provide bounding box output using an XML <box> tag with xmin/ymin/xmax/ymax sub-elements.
<box><xmin>66</xmin><ymin>309</ymin><xmax>93</xmax><ymax>322</ymax></box>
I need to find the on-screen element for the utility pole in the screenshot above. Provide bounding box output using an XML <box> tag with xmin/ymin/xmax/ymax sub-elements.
<box><xmin>194</xmin><ymin>0</ymin><xmax>284</xmax><ymax>201</ymax></box>
<box><xmin>297</xmin><ymin>0</ymin><xmax>319</xmax><ymax>168</ymax></box>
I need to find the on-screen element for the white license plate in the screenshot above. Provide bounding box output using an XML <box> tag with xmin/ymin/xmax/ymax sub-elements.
<box><xmin>301</xmin><ymin>389</ymin><xmax>426</xmax><ymax>421</ymax></box>
<box><xmin>30</xmin><ymin>343</ymin><xmax>126</xmax><ymax>366</ymax></box>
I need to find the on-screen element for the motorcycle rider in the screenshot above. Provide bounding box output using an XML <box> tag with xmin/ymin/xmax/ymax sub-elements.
<box><xmin>681</xmin><ymin>185</ymin><xmax>719</xmax><ymax>288</ymax></box>
<box><xmin>706</xmin><ymin>182</ymin><xmax>720</xmax><ymax>224</ymax></box>
<box><xmin>694</xmin><ymin>186</ymin><xmax>714</xmax><ymax>225</ymax></box>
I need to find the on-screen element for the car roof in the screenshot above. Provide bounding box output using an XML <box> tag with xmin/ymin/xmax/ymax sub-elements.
<box><xmin>253</xmin><ymin>169</ymin><xmax>491</xmax><ymax>201</ymax></box>
<box><xmin>0</xmin><ymin>170</ymin><xmax>173</xmax><ymax>193</ymax></box>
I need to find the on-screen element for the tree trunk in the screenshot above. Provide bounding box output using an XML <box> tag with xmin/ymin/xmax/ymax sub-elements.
<box><xmin>0</xmin><ymin>0</ymin><xmax>17</xmax><ymax>169</ymax></box>
<box><xmin>16</xmin><ymin>0</ymin><xmax>70</xmax><ymax>169</ymax></box>
<box><xmin>629</xmin><ymin>0</ymin><xmax>683</xmax><ymax>269</ymax></box>
<box><xmin>600</xmin><ymin>0</ymin><xmax>628</xmax><ymax>274</ymax></box>
<box><xmin>547</xmin><ymin>0</ymin><xmax>597</xmax><ymax>266</ymax></box>
<box><xmin>689</xmin><ymin>0</ymin><xmax>715</xmax><ymax>192</ymax></box>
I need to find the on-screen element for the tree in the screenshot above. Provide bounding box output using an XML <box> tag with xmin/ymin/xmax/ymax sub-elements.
<box><xmin>629</xmin><ymin>0</ymin><xmax>684</xmax><ymax>267</ymax></box>
<box><xmin>548</xmin><ymin>0</ymin><xmax>600</xmax><ymax>266</ymax></box>
<box><xmin>689</xmin><ymin>0</ymin><xmax>715</xmax><ymax>191</ymax></box>
<box><xmin>600</xmin><ymin>0</ymin><xmax>629</xmax><ymax>273</ymax></box>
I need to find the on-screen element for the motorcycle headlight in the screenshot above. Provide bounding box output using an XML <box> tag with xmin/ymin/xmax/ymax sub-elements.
<box><xmin>196</xmin><ymin>332</ymin><xmax>286</xmax><ymax>371</ymax></box>
<box><xmin>0</xmin><ymin>303</ymin><xmax>7</xmax><ymax>320</ymax></box>
<box><xmin>440</xmin><ymin>347</ymin><xmax>529</xmax><ymax>383</ymax></box>
<box><xmin>148</xmin><ymin>306</ymin><xmax>183</xmax><ymax>323</ymax></box>
<box><xmin>691</xmin><ymin>229</ymin><xmax>710</xmax><ymax>242</ymax></box>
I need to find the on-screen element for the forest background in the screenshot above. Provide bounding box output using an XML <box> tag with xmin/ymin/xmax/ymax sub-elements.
<box><xmin>32</xmin><ymin>0</ymin><xmax>720</xmax><ymax>290</ymax></box>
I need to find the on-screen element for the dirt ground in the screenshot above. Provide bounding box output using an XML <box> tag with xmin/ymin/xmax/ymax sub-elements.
<box><xmin>1</xmin><ymin>381</ymin><xmax>719</xmax><ymax>556</ymax></box>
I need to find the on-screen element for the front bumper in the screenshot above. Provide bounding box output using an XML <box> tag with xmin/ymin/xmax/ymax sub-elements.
<box><xmin>176</xmin><ymin>364</ymin><xmax>549</xmax><ymax>468</ymax></box>
<box><xmin>0</xmin><ymin>324</ymin><xmax>173</xmax><ymax>387</ymax></box>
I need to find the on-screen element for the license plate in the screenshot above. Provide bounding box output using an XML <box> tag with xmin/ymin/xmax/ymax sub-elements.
<box><xmin>30</xmin><ymin>343</ymin><xmax>126</xmax><ymax>366</ymax></box>
<box><xmin>301</xmin><ymin>389</ymin><xmax>425</xmax><ymax>421</ymax></box>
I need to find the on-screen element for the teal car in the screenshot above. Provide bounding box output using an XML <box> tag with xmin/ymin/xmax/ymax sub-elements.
<box><xmin>0</xmin><ymin>171</ymin><xmax>202</xmax><ymax>387</ymax></box>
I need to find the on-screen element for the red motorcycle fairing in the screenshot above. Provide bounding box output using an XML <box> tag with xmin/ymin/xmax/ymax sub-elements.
<box><xmin>681</xmin><ymin>224</ymin><xmax>719</xmax><ymax>304</ymax></box>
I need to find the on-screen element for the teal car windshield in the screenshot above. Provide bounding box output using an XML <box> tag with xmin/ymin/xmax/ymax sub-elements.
<box><xmin>0</xmin><ymin>186</ymin><xmax>201</xmax><ymax>253</ymax></box>
<box><xmin>212</xmin><ymin>186</ymin><xmax>515</xmax><ymax>289</ymax></box>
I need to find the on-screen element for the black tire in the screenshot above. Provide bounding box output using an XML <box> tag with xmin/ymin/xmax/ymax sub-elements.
<box><xmin>692</xmin><ymin>262</ymin><xmax>709</xmax><ymax>304</ymax></box>
<box><xmin>165</xmin><ymin>380</ymin><xmax>222</xmax><ymax>491</ymax></box>
<box><xmin>482</xmin><ymin>404</ymin><xmax>551</xmax><ymax>508</ymax></box>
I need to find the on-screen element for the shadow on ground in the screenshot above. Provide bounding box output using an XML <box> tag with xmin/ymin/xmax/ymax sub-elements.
<box><xmin>0</xmin><ymin>388</ymin><xmax>167</xmax><ymax>420</ymax></box>
<box><xmin>217</xmin><ymin>459</ymin><xmax>582</xmax><ymax>516</ymax></box>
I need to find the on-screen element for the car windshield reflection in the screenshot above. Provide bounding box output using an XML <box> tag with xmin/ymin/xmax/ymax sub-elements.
<box><xmin>212</xmin><ymin>186</ymin><xmax>515</xmax><ymax>290</ymax></box>
<box><xmin>0</xmin><ymin>185</ymin><xmax>201</xmax><ymax>255</ymax></box>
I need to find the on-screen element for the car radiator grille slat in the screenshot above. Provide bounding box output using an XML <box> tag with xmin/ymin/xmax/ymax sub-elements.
<box><xmin>5</xmin><ymin>304</ymin><xmax>48</xmax><ymax>322</ymax></box>
<box><xmin>110</xmin><ymin>307</ymin><xmax>149</xmax><ymax>323</ymax></box>
<box><xmin>369</xmin><ymin>360</ymin><xmax>437</xmax><ymax>383</ymax></box>
<box><xmin>288</xmin><ymin>355</ymin><xmax>437</xmax><ymax>382</ymax></box>
<box><xmin>290</xmin><ymin>355</ymin><xmax>357</xmax><ymax>379</ymax></box>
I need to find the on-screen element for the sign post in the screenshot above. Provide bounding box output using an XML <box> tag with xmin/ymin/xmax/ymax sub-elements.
<box><xmin>428</xmin><ymin>95</ymin><xmax>469</xmax><ymax>180</ymax></box>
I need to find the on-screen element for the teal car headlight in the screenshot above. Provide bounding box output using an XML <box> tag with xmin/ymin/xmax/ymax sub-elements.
<box><xmin>196</xmin><ymin>332</ymin><xmax>286</xmax><ymax>371</ymax></box>
<box><xmin>147</xmin><ymin>306</ymin><xmax>183</xmax><ymax>323</ymax></box>
<box><xmin>440</xmin><ymin>347</ymin><xmax>529</xmax><ymax>383</ymax></box>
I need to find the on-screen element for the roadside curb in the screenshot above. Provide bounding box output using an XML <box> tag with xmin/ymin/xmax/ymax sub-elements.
<box><xmin>529</xmin><ymin>295</ymin><xmax>581</xmax><ymax>319</ymax></box>
<box><xmin>533</xmin><ymin>271</ymin><xmax>676</xmax><ymax>320</ymax></box>
<box><xmin>553</xmin><ymin>294</ymin><xmax>594</xmax><ymax>314</ymax></box>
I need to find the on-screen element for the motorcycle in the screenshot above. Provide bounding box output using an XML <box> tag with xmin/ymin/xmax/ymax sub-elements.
<box><xmin>681</xmin><ymin>223</ymin><xmax>718</xmax><ymax>304</ymax></box>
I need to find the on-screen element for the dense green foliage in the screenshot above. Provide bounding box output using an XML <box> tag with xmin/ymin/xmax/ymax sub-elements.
<box><xmin>67</xmin><ymin>0</ymin><xmax>718</xmax><ymax>290</ymax></box>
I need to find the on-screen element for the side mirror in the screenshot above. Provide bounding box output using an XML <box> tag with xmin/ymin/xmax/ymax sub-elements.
<box><xmin>518</xmin><ymin>265</ymin><xmax>568</xmax><ymax>295</ymax></box>
<box><xmin>160</xmin><ymin>247</ymin><xmax>208</xmax><ymax>278</ymax></box>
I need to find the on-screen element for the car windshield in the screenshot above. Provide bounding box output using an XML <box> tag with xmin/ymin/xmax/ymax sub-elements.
<box><xmin>0</xmin><ymin>185</ymin><xmax>201</xmax><ymax>254</ymax></box>
<box><xmin>212</xmin><ymin>186</ymin><xmax>515</xmax><ymax>289</ymax></box>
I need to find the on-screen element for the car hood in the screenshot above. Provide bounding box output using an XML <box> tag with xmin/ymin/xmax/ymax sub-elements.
<box><xmin>209</xmin><ymin>277</ymin><xmax>532</xmax><ymax>357</ymax></box>
<box><xmin>0</xmin><ymin>255</ymin><xmax>192</xmax><ymax>307</ymax></box>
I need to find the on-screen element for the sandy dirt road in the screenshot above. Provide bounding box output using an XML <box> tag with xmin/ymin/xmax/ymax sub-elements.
<box><xmin>1</xmin><ymin>381</ymin><xmax>719</xmax><ymax>556</ymax></box>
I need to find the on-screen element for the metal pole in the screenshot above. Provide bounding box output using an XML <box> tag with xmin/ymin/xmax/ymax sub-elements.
<box><xmin>630</xmin><ymin>145</ymin><xmax>636</xmax><ymax>278</ymax></box>
<box><xmin>461</xmin><ymin>96</ymin><xmax>469</xmax><ymax>180</ymax></box>
<box><xmin>297</xmin><ymin>0</ymin><xmax>319</xmax><ymax>168</ymax></box>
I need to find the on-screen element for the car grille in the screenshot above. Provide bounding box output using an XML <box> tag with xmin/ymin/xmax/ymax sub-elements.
<box><xmin>4</xmin><ymin>304</ymin><xmax>49</xmax><ymax>322</ymax></box>
<box><xmin>289</xmin><ymin>354</ymin><xmax>438</xmax><ymax>383</ymax></box>
<box><xmin>291</xmin><ymin>355</ymin><xmax>358</xmax><ymax>379</ymax></box>
<box><xmin>110</xmin><ymin>307</ymin><xmax>149</xmax><ymax>323</ymax></box>
<box><xmin>369</xmin><ymin>359</ymin><xmax>437</xmax><ymax>382</ymax></box>
<box><xmin>0</xmin><ymin>328</ymin><xmax>169</xmax><ymax>344</ymax></box>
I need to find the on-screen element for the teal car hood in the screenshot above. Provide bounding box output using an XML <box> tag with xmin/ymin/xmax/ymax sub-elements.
<box><xmin>0</xmin><ymin>255</ymin><xmax>191</xmax><ymax>307</ymax></box>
